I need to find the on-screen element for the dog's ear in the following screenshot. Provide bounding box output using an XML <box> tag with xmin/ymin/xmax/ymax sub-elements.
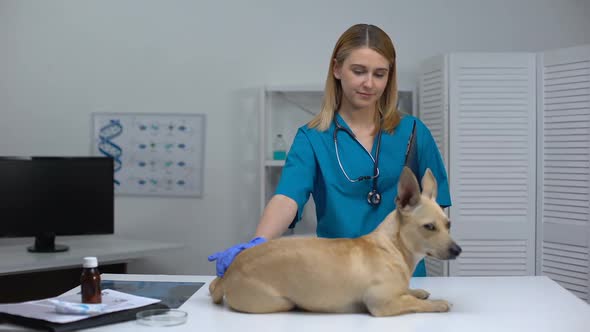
<box><xmin>395</xmin><ymin>167</ymin><xmax>421</xmax><ymax>210</ymax></box>
<box><xmin>421</xmin><ymin>168</ymin><xmax>438</xmax><ymax>201</ymax></box>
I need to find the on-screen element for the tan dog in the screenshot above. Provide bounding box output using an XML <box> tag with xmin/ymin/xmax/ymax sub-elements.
<box><xmin>209</xmin><ymin>167</ymin><xmax>461</xmax><ymax>316</ymax></box>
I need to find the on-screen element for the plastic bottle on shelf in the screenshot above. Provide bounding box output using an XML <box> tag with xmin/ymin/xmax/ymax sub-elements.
<box><xmin>81</xmin><ymin>256</ymin><xmax>102</xmax><ymax>304</ymax></box>
<box><xmin>273</xmin><ymin>134</ymin><xmax>287</xmax><ymax>160</ymax></box>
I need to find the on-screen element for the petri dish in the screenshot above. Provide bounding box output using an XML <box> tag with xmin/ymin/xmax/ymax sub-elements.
<box><xmin>136</xmin><ymin>309</ymin><xmax>188</xmax><ymax>327</ymax></box>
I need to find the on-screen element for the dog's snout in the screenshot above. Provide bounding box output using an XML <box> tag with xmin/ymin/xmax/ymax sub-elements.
<box><xmin>449</xmin><ymin>243</ymin><xmax>462</xmax><ymax>258</ymax></box>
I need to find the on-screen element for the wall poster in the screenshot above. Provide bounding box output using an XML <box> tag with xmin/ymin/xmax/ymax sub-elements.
<box><xmin>92</xmin><ymin>113</ymin><xmax>206</xmax><ymax>197</ymax></box>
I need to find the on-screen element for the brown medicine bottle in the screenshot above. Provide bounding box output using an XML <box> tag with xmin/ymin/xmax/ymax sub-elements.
<box><xmin>81</xmin><ymin>256</ymin><xmax>102</xmax><ymax>303</ymax></box>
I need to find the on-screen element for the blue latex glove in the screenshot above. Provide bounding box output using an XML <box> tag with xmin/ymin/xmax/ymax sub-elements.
<box><xmin>208</xmin><ymin>237</ymin><xmax>266</xmax><ymax>277</ymax></box>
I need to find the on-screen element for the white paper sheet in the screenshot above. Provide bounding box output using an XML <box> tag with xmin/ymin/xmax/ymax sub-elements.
<box><xmin>0</xmin><ymin>289</ymin><xmax>160</xmax><ymax>324</ymax></box>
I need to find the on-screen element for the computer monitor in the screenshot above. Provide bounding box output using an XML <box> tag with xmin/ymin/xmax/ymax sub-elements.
<box><xmin>0</xmin><ymin>156</ymin><xmax>114</xmax><ymax>252</ymax></box>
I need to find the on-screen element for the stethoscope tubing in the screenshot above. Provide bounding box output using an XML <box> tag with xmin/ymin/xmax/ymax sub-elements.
<box><xmin>333</xmin><ymin>117</ymin><xmax>382</xmax><ymax>205</ymax></box>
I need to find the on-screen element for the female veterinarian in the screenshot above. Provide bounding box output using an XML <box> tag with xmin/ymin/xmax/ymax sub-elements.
<box><xmin>209</xmin><ymin>23</ymin><xmax>450</xmax><ymax>278</ymax></box>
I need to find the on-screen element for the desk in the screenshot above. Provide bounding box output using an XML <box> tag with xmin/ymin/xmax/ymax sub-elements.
<box><xmin>3</xmin><ymin>274</ymin><xmax>589</xmax><ymax>332</ymax></box>
<box><xmin>0</xmin><ymin>236</ymin><xmax>183</xmax><ymax>302</ymax></box>
<box><xmin>0</xmin><ymin>235</ymin><xmax>183</xmax><ymax>276</ymax></box>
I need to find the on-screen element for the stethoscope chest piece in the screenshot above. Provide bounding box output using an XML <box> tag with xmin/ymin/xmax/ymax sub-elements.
<box><xmin>334</xmin><ymin>117</ymin><xmax>383</xmax><ymax>207</ymax></box>
<box><xmin>367</xmin><ymin>190</ymin><xmax>381</xmax><ymax>206</ymax></box>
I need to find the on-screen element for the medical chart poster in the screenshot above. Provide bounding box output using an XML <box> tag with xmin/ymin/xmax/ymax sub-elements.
<box><xmin>91</xmin><ymin>113</ymin><xmax>206</xmax><ymax>197</ymax></box>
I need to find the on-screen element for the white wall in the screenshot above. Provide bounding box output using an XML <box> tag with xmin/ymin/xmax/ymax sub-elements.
<box><xmin>0</xmin><ymin>0</ymin><xmax>588</xmax><ymax>275</ymax></box>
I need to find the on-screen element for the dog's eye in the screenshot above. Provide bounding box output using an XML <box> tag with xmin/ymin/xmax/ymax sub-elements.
<box><xmin>423</xmin><ymin>223</ymin><xmax>436</xmax><ymax>231</ymax></box>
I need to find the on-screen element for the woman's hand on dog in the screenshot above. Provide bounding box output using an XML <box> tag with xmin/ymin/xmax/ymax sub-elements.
<box><xmin>208</xmin><ymin>237</ymin><xmax>267</xmax><ymax>277</ymax></box>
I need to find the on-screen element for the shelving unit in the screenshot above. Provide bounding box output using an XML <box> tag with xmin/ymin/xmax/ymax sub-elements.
<box><xmin>264</xmin><ymin>160</ymin><xmax>286</xmax><ymax>167</ymax></box>
<box><xmin>259</xmin><ymin>85</ymin><xmax>323</xmax><ymax>236</ymax></box>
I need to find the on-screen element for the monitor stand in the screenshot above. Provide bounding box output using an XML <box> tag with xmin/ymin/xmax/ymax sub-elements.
<box><xmin>27</xmin><ymin>232</ymin><xmax>69</xmax><ymax>253</ymax></box>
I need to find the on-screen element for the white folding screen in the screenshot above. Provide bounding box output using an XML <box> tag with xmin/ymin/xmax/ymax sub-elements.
<box><xmin>419</xmin><ymin>53</ymin><xmax>537</xmax><ymax>277</ymax></box>
<box><xmin>448</xmin><ymin>53</ymin><xmax>537</xmax><ymax>276</ymax></box>
<box><xmin>418</xmin><ymin>55</ymin><xmax>450</xmax><ymax>277</ymax></box>
<box><xmin>537</xmin><ymin>45</ymin><xmax>590</xmax><ymax>302</ymax></box>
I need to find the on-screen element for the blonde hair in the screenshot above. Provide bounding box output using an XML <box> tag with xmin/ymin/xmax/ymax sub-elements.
<box><xmin>308</xmin><ymin>24</ymin><xmax>400</xmax><ymax>133</ymax></box>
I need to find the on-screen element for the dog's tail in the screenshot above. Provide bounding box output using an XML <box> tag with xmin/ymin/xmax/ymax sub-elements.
<box><xmin>209</xmin><ymin>277</ymin><xmax>224</xmax><ymax>304</ymax></box>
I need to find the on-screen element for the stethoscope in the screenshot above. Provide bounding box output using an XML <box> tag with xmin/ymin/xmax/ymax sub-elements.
<box><xmin>334</xmin><ymin>117</ymin><xmax>418</xmax><ymax>207</ymax></box>
<box><xmin>333</xmin><ymin>117</ymin><xmax>383</xmax><ymax>206</ymax></box>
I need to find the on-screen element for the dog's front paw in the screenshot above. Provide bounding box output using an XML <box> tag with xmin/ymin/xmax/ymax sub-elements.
<box><xmin>409</xmin><ymin>288</ymin><xmax>430</xmax><ymax>299</ymax></box>
<box><xmin>430</xmin><ymin>299</ymin><xmax>452</xmax><ymax>312</ymax></box>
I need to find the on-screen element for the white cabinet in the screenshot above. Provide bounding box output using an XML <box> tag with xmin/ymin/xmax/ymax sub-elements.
<box><xmin>536</xmin><ymin>45</ymin><xmax>590</xmax><ymax>302</ymax></box>
<box><xmin>419</xmin><ymin>53</ymin><xmax>538</xmax><ymax>278</ymax></box>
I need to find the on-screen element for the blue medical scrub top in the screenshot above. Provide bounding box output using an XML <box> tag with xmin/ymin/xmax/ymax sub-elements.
<box><xmin>275</xmin><ymin>114</ymin><xmax>451</xmax><ymax>277</ymax></box>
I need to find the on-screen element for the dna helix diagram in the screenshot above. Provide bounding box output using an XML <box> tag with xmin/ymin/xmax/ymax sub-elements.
<box><xmin>97</xmin><ymin>119</ymin><xmax>124</xmax><ymax>186</ymax></box>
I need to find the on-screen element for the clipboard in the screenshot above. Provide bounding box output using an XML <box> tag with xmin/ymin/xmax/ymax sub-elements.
<box><xmin>0</xmin><ymin>302</ymin><xmax>168</xmax><ymax>332</ymax></box>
